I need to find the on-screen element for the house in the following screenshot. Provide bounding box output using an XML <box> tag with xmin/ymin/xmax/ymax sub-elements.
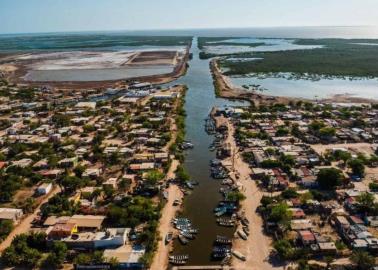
<box><xmin>47</xmin><ymin>221</ymin><xmax>78</xmax><ymax>239</ymax></box>
<box><xmin>61</xmin><ymin>228</ymin><xmax>129</xmax><ymax>250</ymax></box>
<box><xmin>104</xmin><ymin>245</ymin><xmax>145</xmax><ymax>269</ymax></box>
<box><xmin>58</xmin><ymin>157</ymin><xmax>78</xmax><ymax>168</ymax></box>
<box><xmin>103</xmin><ymin>178</ymin><xmax>118</xmax><ymax>189</ymax></box>
<box><xmin>68</xmin><ymin>215</ymin><xmax>105</xmax><ymax>231</ymax></box>
<box><xmin>290</xmin><ymin>208</ymin><xmax>306</xmax><ymax>219</ymax></box>
<box><xmin>0</xmin><ymin>208</ymin><xmax>23</xmax><ymax>222</ymax></box>
<box><xmin>75</xmin><ymin>102</ymin><xmax>96</xmax><ymax>110</ymax></box>
<box><xmin>36</xmin><ymin>182</ymin><xmax>53</xmax><ymax>195</ymax></box>
<box><xmin>12</xmin><ymin>158</ymin><xmax>33</xmax><ymax>168</ymax></box>
<box><xmin>83</xmin><ymin>168</ymin><xmax>102</xmax><ymax>179</ymax></box>
<box><xmin>367</xmin><ymin>216</ymin><xmax>378</xmax><ymax>227</ymax></box>
<box><xmin>298</xmin><ymin>230</ymin><xmax>316</xmax><ymax>246</ymax></box>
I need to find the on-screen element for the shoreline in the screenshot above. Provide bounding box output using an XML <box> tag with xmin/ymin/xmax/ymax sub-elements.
<box><xmin>211</xmin><ymin>58</ymin><xmax>378</xmax><ymax>105</ymax></box>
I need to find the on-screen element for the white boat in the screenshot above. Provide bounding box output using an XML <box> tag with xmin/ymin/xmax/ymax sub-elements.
<box><xmin>232</xmin><ymin>250</ymin><xmax>246</xmax><ymax>261</ymax></box>
<box><xmin>237</xmin><ymin>230</ymin><xmax>248</xmax><ymax>240</ymax></box>
<box><xmin>165</xmin><ymin>232</ymin><xmax>173</xmax><ymax>245</ymax></box>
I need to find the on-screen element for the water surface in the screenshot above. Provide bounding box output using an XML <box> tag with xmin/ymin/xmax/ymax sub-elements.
<box><xmin>230</xmin><ymin>75</ymin><xmax>378</xmax><ymax>99</ymax></box>
<box><xmin>167</xmin><ymin>38</ymin><xmax>248</xmax><ymax>266</ymax></box>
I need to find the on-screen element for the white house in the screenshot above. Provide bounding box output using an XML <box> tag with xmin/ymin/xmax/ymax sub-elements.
<box><xmin>0</xmin><ymin>208</ymin><xmax>23</xmax><ymax>222</ymax></box>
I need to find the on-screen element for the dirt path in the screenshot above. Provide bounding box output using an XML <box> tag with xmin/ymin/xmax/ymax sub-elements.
<box><xmin>223</xmin><ymin>120</ymin><xmax>285</xmax><ymax>270</ymax></box>
<box><xmin>0</xmin><ymin>185</ymin><xmax>61</xmax><ymax>253</ymax></box>
<box><xmin>150</xmin><ymin>159</ymin><xmax>183</xmax><ymax>270</ymax></box>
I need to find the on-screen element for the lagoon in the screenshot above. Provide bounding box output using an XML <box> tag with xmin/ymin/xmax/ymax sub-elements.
<box><xmin>230</xmin><ymin>75</ymin><xmax>378</xmax><ymax>100</ymax></box>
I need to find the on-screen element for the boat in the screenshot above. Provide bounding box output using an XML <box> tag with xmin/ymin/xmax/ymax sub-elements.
<box><xmin>169</xmin><ymin>258</ymin><xmax>187</xmax><ymax>265</ymax></box>
<box><xmin>178</xmin><ymin>234</ymin><xmax>189</xmax><ymax>245</ymax></box>
<box><xmin>173</xmin><ymin>199</ymin><xmax>181</xmax><ymax>206</ymax></box>
<box><xmin>186</xmin><ymin>182</ymin><xmax>194</xmax><ymax>189</ymax></box>
<box><xmin>232</xmin><ymin>250</ymin><xmax>246</xmax><ymax>261</ymax></box>
<box><xmin>237</xmin><ymin>230</ymin><xmax>248</xmax><ymax>240</ymax></box>
<box><xmin>165</xmin><ymin>232</ymin><xmax>173</xmax><ymax>245</ymax></box>
<box><xmin>215</xmin><ymin>209</ymin><xmax>227</xmax><ymax>217</ymax></box>
<box><xmin>241</xmin><ymin>218</ymin><xmax>249</xmax><ymax>226</ymax></box>
<box><xmin>216</xmin><ymin>235</ymin><xmax>232</xmax><ymax>245</ymax></box>
<box><xmin>169</xmin><ymin>255</ymin><xmax>189</xmax><ymax>260</ymax></box>
<box><xmin>243</xmin><ymin>226</ymin><xmax>250</xmax><ymax>236</ymax></box>
<box><xmin>163</xmin><ymin>191</ymin><xmax>169</xmax><ymax>200</ymax></box>
<box><xmin>221</xmin><ymin>254</ymin><xmax>231</xmax><ymax>265</ymax></box>
<box><xmin>181</xmin><ymin>232</ymin><xmax>195</xmax><ymax>239</ymax></box>
<box><xmin>217</xmin><ymin>218</ymin><xmax>235</xmax><ymax>227</ymax></box>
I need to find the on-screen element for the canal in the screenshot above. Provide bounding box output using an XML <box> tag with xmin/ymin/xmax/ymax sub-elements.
<box><xmin>169</xmin><ymin>37</ymin><xmax>248</xmax><ymax>265</ymax></box>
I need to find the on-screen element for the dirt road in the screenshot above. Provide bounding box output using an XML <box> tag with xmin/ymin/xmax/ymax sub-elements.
<box><xmin>0</xmin><ymin>185</ymin><xmax>61</xmax><ymax>253</ymax></box>
<box><xmin>150</xmin><ymin>159</ymin><xmax>183</xmax><ymax>270</ymax></box>
<box><xmin>223</xmin><ymin>120</ymin><xmax>285</xmax><ymax>270</ymax></box>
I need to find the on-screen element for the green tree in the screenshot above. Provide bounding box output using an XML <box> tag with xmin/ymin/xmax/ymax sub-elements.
<box><xmin>273</xmin><ymin>239</ymin><xmax>296</xmax><ymax>260</ymax></box>
<box><xmin>317</xmin><ymin>168</ymin><xmax>343</xmax><ymax>190</ymax></box>
<box><xmin>319</xmin><ymin>127</ymin><xmax>336</xmax><ymax>138</ymax></box>
<box><xmin>348</xmin><ymin>158</ymin><xmax>365</xmax><ymax>177</ymax></box>
<box><xmin>269</xmin><ymin>203</ymin><xmax>292</xmax><ymax>223</ymax></box>
<box><xmin>226</xmin><ymin>191</ymin><xmax>246</xmax><ymax>202</ymax></box>
<box><xmin>357</xmin><ymin>192</ymin><xmax>375</xmax><ymax>213</ymax></box>
<box><xmin>350</xmin><ymin>251</ymin><xmax>375</xmax><ymax>270</ymax></box>
<box><xmin>175</xmin><ymin>165</ymin><xmax>190</xmax><ymax>183</ymax></box>
<box><xmin>44</xmin><ymin>241</ymin><xmax>67</xmax><ymax>268</ymax></box>
<box><xmin>145</xmin><ymin>170</ymin><xmax>164</xmax><ymax>186</ymax></box>
<box><xmin>0</xmin><ymin>220</ymin><xmax>13</xmax><ymax>241</ymax></box>
<box><xmin>74</xmin><ymin>253</ymin><xmax>91</xmax><ymax>265</ymax></box>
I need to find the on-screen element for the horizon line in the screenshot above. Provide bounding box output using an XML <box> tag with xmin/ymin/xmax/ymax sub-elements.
<box><xmin>0</xmin><ymin>25</ymin><xmax>376</xmax><ymax>36</ymax></box>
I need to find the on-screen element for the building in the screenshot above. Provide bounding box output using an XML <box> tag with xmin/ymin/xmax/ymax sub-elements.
<box><xmin>62</xmin><ymin>228</ymin><xmax>129</xmax><ymax>250</ymax></box>
<box><xmin>47</xmin><ymin>221</ymin><xmax>78</xmax><ymax>239</ymax></box>
<box><xmin>0</xmin><ymin>208</ymin><xmax>23</xmax><ymax>222</ymax></box>
<box><xmin>69</xmin><ymin>215</ymin><xmax>105</xmax><ymax>231</ymax></box>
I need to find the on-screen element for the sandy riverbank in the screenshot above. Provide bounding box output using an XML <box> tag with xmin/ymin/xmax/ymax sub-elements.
<box><xmin>221</xmin><ymin>119</ymin><xmax>285</xmax><ymax>270</ymax></box>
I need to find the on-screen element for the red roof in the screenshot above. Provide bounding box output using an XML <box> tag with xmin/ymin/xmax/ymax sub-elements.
<box><xmin>0</xmin><ymin>162</ymin><xmax>6</xmax><ymax>169</ymax></box>
<box><xmin>299</xmin><ymin>230</ymin><xmax>315</xmax><ymax>242</ymax></box>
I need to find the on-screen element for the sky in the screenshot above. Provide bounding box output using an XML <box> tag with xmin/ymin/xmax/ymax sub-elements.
<box><xmin>1</xmin><ymin>0</ymin><xmax>378</xmax><ymax>34</ymax></box>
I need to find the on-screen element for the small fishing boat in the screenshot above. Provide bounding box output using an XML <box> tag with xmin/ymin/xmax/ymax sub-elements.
<box><xmin>173</xmin><ymin>199</ymin><xmax>181</xmax><ymax>206</ymax></box>
<box><xmin>178</xmin><ymin>234</ymin><xmax>189</xmax><ymax>245</ymax></box>
<box><xmin>165</xmin><ymin>232</ymin><xmax>173</xmax><ymax>245</ymax></box>
<box><xmin>186</xmin><ymin>182</ymin><xmax>194</xmax><ymax>189</ymax></box>
<box><xmin>217</xmin><ymin>218</ymin><xmax>235</xmax><ymax>227</ymax></box>
<box><xmin>215</xmin><ymin>209</ymin><xmax>227</xmax><ymax>217</ymax></box>
<box><xmin>181</xmin><ymin>232</ymin><xmax>195</xmax><ymax>239</ymax></box>
<box><xmin>232</xmin><ymin>250</ymin><xmax>246</xmax><ymax>261</ymax></box>
<box><xmin>237</xmin><ymin>230</ymin><xmax>248</xmax><ymax>240</ymax></box>
<box><xmin>241</xmin><ymin>218</ymin><xmax>250</xmax><ymax>226</ymax></box>
<box><xmin>216</xmin><ymin>235</ymin><xmax>232</xmax><ymax>245</ymax></box>
<box><xmin>169</xmin><ymin>258</ymin><xmax>187</xmax><ymax>265</ymax></box>
<box><xmin>163</xmin><ymin>191</ymin><xmax>169</xmax><ymax>200</ymax></box>
<box><xmin>169</xmin><ymin>255</ymin><xmax>189</xmax><ymax>260</ymax></box>
<box><xmin>243</xmin><ymin>226</ymin><xmax>250</xmax><ymax>236</ymax></box>
<box><xmin>221</xmin><ymin>254</ymin><xmax>231</xmax><ymax>265</ymax></box>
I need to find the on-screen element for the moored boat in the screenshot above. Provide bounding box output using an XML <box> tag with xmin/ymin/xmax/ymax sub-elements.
<box><xmin>165</xmin><ymin>232</ymin><xmax>173</xmax><ymax>245</ymax></box>
<box><xmin>179</xmin><ymin>234</ymin><xmax>189</xmax><ymax>245</ymax></box>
